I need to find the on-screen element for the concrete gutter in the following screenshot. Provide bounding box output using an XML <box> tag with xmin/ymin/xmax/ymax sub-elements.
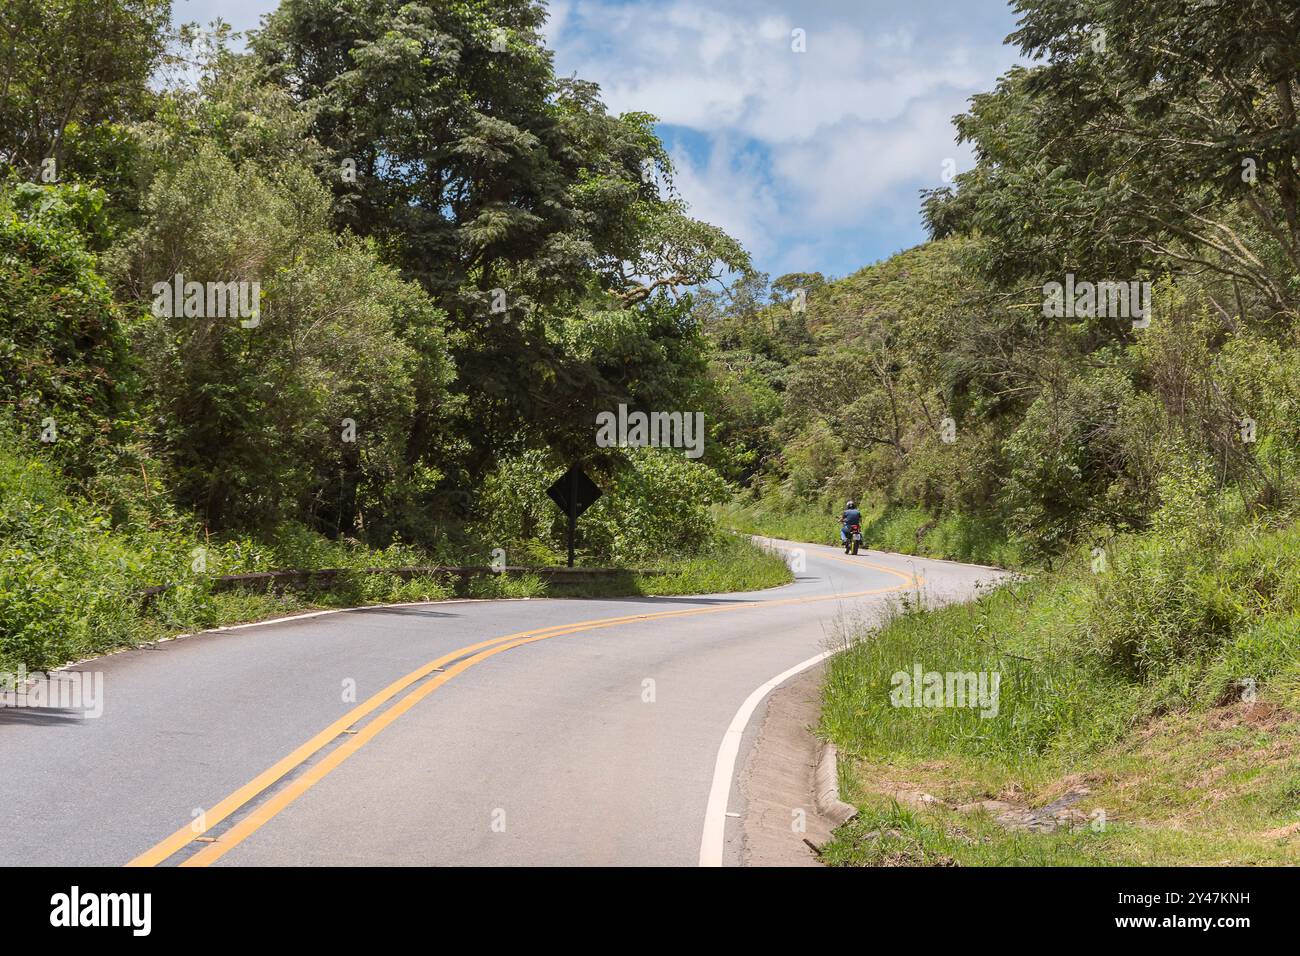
<box><xmin>814</xmin><ymin>741</ymin><xmax>859</xmax><ymax>827</ymax></box>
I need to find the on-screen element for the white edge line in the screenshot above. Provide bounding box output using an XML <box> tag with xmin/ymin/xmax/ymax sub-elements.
<box><xmin>698</xmin><ymin>649</ymin><xmax>834</xmax><ymax>867</ymax></box>
<box><xmin>50</xmin><ymin>595</ymin><xmax>539</xmax><ymax>673</ymax></box>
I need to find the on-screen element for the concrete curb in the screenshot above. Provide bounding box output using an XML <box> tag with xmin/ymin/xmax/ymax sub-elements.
<box><xmin>813</xmin><ymin>741</ymin><xmax>859</xmax><ymax>827</ymax></box>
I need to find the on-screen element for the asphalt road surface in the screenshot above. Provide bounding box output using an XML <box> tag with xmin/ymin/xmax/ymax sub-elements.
<box><xmin>0</xmin><ymin>538</ymin><xmax>1006</xmax><ymax>867</ymax></box>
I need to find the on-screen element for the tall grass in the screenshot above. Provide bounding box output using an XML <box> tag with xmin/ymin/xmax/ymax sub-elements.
<box><xmin>824</xmin><ymin>512</ymin><xmax>1300</xmax><ymax>776</ymax></box>
<box><xmin>823</xmin><ymin>570</ymin><xmax>1131</xmax><ymax>768</ymax></box>
<box><xmin>715</xmin><ymin>499</ymin><xmax>836</xmax><ymax>546</ymax></box>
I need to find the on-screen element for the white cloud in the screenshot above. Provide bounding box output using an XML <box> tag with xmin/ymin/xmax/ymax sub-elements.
<box><xmin>547</xmin><ymin>0</ymin><xmax>1019</xmax><ymax>275</ymax></box>
<box><xmin>172</xmin><ymin>0</ymin><xmax>270</xmax><ymax>33</ymax></box>
<box><xmin>555</xmin><ymin>0</ymin><xmax>1006</xmax><ymax>142</ymax></box>
<box><xmin>666</xmin><ymin>135</ymin><xmax>783</xmax><ymax>265</ymax></box>
<box><xmin>168</xmin><ymin>0</ymin><xmax>1017</xmax><ymax>277</ymax></box>
<box><xmin>541</xmin><ymin>0</ymin><xmax>572</xmax><ymax>51</ymax></box>
<box><xmin>774</xmin><ymin>96</ymin><xmax>975</xmax><ymax>228</ymax></box>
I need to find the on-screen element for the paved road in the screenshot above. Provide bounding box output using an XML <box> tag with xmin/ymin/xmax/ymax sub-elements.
<box><xmin>0</xmin><ymin>539</ymin><xmax>1006</xmax><ymax>866</ymax></box>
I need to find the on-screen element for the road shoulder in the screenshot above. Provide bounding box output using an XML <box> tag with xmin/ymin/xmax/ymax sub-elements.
<box><xmin>736</xmin><ymin>662</ymin><xmax>841</xmax><ymax>866</ymax></box>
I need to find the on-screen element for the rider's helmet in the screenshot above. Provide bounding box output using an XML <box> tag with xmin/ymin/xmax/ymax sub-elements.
<box><xmin>846</xmin><ymin>500</ymin><xmax>855</xmax><ymax>509</ymax></box>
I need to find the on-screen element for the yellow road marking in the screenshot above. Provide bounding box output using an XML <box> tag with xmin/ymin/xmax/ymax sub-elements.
<box><xmin>126</xmin><ymin>609</ymin><xmax>709</xmax><ymax>867</ymax></box>
<box><xmin>130</xmin><ymin>554</ymin><xmax>918</xmax><ymax>867</ymax></box>
<box><xmin>829</xmin><ymin>551</ymin><xmax>922</xmax><ymax>577</ymax></box>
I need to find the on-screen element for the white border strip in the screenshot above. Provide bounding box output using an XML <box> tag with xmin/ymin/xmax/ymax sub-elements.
<box><xmin>698</xmin><ymin>649</ymin><xmax>833</xmax><ymax>867</ymax></box>
<box><xmin>50</xmin><ymin>596</ymin><xmax>533</xmax><ymax>673</ymax></box>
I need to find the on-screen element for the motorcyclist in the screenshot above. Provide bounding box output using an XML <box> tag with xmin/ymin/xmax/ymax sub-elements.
<box><xmin>840</xmin><ymin>500</ymin><xmax>863</xmax><ymax>544</ymax></box>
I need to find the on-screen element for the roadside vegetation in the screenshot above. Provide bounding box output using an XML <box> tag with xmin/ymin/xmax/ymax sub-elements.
<box><xmin>821</xmin><ymin>495</ymin><xmax>1300</xmax><ymax>864</ymax></box>
<box><xmin>0</xmin><ymin>427</ymin><xmax>788</xmax><ymax>672</ymax></box>
<box><xmin>0</xmin><ymin>1</ymin><xmax>781</xmax><ymax>672</ymax></box>
<box><xmin>690</xmin><ymin>0</ymin><xmax>1300</xmax><ymax>865</ymax></box>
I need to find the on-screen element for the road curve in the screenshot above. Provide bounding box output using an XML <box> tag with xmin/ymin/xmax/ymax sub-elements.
<box><xmin>0</xmin><ymin>539</ymin><xmax>1007</xmax><ymax>867</ymax></box>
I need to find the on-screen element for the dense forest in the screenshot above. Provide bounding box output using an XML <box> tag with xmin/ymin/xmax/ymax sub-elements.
<box><xmin>690</xmin><ymin>0</ymin><xmax>1300</xmax><ymax>863</ymax></box>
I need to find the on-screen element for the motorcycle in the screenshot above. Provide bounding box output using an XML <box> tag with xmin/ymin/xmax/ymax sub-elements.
<box><xmin>843</xmin><ymin>522</ymin><xmax>862</xmax><ymax>555</ymax></box>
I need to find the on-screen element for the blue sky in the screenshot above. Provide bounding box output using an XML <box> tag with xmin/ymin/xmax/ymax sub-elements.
<box><xmin>172</xmin><ymin>0</ymin><xmax>1022</xmax><ymax>280</ymax></box>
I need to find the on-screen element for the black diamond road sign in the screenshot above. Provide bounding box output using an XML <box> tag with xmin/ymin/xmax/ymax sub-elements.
<box><xmin>547</xmin><ymin>465</ymin><xmax>602</xmax><ymax>568</ymax></box>
<box><xmin>546</xmin><ymin>465</ymin><xmax>602</xmax><ymax>519</ymax></box>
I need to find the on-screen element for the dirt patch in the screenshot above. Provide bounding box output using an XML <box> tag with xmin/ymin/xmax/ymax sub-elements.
<box><xmin>855</xmin><ymin>773</ymin><xmax>1101</xmax><ymax>834</ymax></box>
<box><xmin>1262</xmin><ymin>822</ymin><xmax>1300</xmax><ymax>840</ymax></box>
<box><xmin>1207</xmin><ymin>700</ymin><xmax>1295</xmax><ymax>731</ymax></box>
<box><xmin>1132</xmin><ymin>701</ymin><xmax>1296</xmax><ymax>743</ymax></box>
<box><xmin>1034</xmin><ymin>772</ymin><xmax>1105</xmax><ymax>805</ymax></box>
<box><xmin>955</xmin><ymin>785</ymin><xmax>1099</xmax><ymax>833</ymax></box>
<box><xmin>996</xmin><ymin>781</ymin><xmax>1026</xmax><ymax>801</ymax></box>
<box><xmin>1132</xmin><ymin>706</ymin><xmax>1188</xmax><ymax>743</ymax></box>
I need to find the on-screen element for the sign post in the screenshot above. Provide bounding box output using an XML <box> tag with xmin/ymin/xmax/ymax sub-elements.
<box><xmin>546</xmin><ymin>465</ymin><xmax>602</xmax><ymax>568</ymax></box>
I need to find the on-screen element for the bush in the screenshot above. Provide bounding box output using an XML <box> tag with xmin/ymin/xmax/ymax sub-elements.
<box><xmin>1002</xmin><ymin>365</ymin><xmax>1159</xmax><ymax>561</ymax></box>
<box><xmin>0</xmin><ymin>439</ymin><xmax>200</xmax><ymax>670</ymax></box>
<box><xmin>0</xmin><ymin>434</ymin><xmax>452</xmax><ymax>671</ymax></box>
<box><xmin>0</xmin><ymin>181</ymin><xmax>131</xmax><ymax>473</ymax></box>
<box><xmin>474</xmin><ymin>447</ymin><xmax>728</xmax><ymax>564</ymax></box>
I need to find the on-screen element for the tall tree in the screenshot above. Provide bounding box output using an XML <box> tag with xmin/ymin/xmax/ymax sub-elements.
<box><xmin>253</xmin><ymin>0</ymin><xmax>747</xmax><ymax>469</ymax></box>
<box><xmin>0</xmin><ymin>0</ymin><xmax>170</xmax><ymax>175</ymax></box>
<box><xmin>925</xmin><ymin>0</ymin><xmax>1300</xmax><ymax>321</ymax></box>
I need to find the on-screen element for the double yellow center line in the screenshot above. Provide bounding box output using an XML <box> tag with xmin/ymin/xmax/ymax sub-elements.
<box><xmin>128</xmin><ymin>551</ymin><xmax>919</xmax><ymax>867</ymax></box>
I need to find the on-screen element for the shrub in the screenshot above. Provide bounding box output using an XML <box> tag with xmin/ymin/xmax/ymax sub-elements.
<box><xmin>474</xmin><ymin>447</ymin><xmax>728</xmax><ymax>564</ymax></box>
<box><xmin>0</xmin><ymin>181</ymin><xmax>131</xmax><ymax>474</ymax></box>
<box><xmin>1002</xmin><ymin>365</ymin><xmax>1158</xmax><ymax>561</ymax></box>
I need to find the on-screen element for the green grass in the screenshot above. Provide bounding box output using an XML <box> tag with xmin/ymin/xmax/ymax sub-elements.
<box><xmin>182</xmin><ymin>536</ymin><xmax>791</xmax><ymax>635</ymax></box>
<box><xmin>717</xmin><ymin>499</ymin><xmax>1022</xmax><ymax>568</ymax></box>
<box><xmin>716</xmin><ymin>500</ymin><xmax>833</xmax><ymax>546</ymax></box>
<box><xmin>819</xmin><ymin>512</ymin><xmax>1300</xmax><ymax>866</ymax></box>
<box><xmin>540</xmin><ymin>534</ymin><xmax>793</xmax><ymax>599</ymax></box>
